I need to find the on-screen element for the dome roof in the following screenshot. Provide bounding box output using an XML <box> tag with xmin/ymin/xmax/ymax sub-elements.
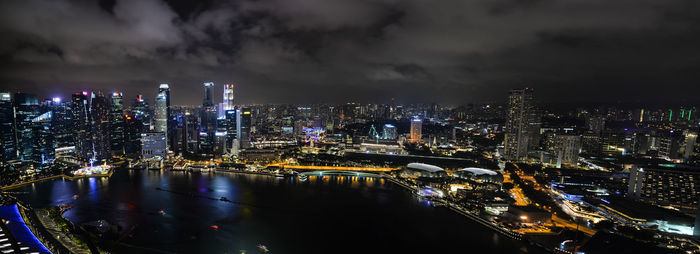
<box><xmin>406</xmin><ymin>163</ymin><xmax>445</xmax><ymax>173</ymax></box>
<box><xmin>459</xmin><ymin>167</ymin><xmax>498</xmax><ymax>176</ymax></box>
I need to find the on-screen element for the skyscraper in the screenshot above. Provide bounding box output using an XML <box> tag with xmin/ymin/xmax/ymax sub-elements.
<box><xmin>410</xmin><ymin>118</ymin><xmax>422</xmax><ymax>142</ymax></box>
<box><xmin>223</xmin><ymin>84</ymin><xmax>235</xmax><ymax>111</ymax></box>
<box><xmin>200</xmin><ymin>82</ymin><xmax>217</xmax><ymax>154</ymax></box>
<box><xmin>31</xmin><ymin>110</ymin><xmax>54</xmax><ymax>166</ymax></box>
<box><xmin>132</xmin><ymin>95</ymin><xmax>151</xmax><ymax>131</ymax></box>
<box><xmin>90</xmin><ymin>92</ymin><xmax>111</xmax><ymax>161</ymax></box>
<box><xmin>14</xmin><ymin>93</ymin><xmax>39</xmax><ymax>162</ymax></box>
<box><xmin>51</xmin><ymin>97</ymin><xmax>73</xmax><ymax>150</ymax></box>
<box><xmin>0</xmin><ymin>92</ymin><xmax>17</xmax><ymax>162</ymax></box>
<box><xmin>154</xmin><ymin>84</ymin><xmax>170</xmax><ymax>149</ymax></box>
<box><xmin>504</xmin><ymin>88</ymin><xmax>536</xmax><ymax>160</ymax></box>
<box><xmin>110</xmin><ymin>92</ymin><xmax>125</xmax><ymax>155</ymax></box>
<box><xmin>203</xmin><ymin>82</ymin><xmax>214</xmax><ymax>107</ymax></box>
<box><xmin>237</xmin><ymin>107</ymin><xmax>252</xmax><ymax>148</ymax></box>
<box><xmin>383</xmin><ymin>124</ymin><xmax>397</xmax><ymax>140</ymax></box>
<box><xmin>72</xmin><ymin>91</ymin><xmax>92</xmax><ymax>160</ymax></box>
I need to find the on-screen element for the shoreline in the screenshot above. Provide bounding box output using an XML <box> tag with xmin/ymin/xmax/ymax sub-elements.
<box><xmin>0</xmin><ymin>170</ymin><xmax>114</xmax><ymax>191</ymax></box>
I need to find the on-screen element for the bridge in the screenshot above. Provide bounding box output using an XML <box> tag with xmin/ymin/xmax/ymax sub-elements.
<box><xmin>273</xmin><ymin>164</ymin><xmax>399</xmax><ymax>172</ymax></box>
<box><xmin>300</xmin><ymin>171</ymin><xmax>383</xmax><ymax>177</ymax></box>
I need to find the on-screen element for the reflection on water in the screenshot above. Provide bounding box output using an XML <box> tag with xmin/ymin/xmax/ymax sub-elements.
<box><xmin>14</xmin><ymin>169</ymin><xmax>546</xmax><ymax>254</ymax></box>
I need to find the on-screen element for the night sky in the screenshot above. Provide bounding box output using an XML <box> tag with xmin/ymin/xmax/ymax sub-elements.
<box><xmin>0</xmin><ymin>0</ymin><xmax>699</xmax><ymax>106</ymax></box>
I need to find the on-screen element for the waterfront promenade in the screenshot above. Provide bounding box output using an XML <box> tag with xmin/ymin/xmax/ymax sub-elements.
<box><xmin>1</xmin><ymin>171</ymin><xmax>113</xmax><ymax>191</ymax></box>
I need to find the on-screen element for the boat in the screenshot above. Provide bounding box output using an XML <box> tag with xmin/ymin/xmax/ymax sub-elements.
<box><xmin>220</xmin><ymin>197</ymin><xmax>231</xmax><ymax>202</ymax></box>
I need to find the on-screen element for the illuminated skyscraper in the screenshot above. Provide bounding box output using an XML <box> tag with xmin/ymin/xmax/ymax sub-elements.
<box><xmin>90</xmin><ymin>92</ymin><xmax>111</xmax><ymax>161</ymax></box>
<box><xmin>71</xmin><ymin>92</ymin><xmax>91</xmax><ymax>160</ymax></box>
<box><xmin>223</xmin><ymin>83</ymin><xmax>235</xmax><ymax>111</ymax></box>
<box><xmin>200</xmin><ymin>82</ymin><xmax>217</xmax><ymax>154</ymax></box>
<box><xmin>504</xmin><ymin>88</ymin><xmax>537</xmax><ymax>160</ymax></box>
<box><xmin>203</xmin><ymin>82</ymin><xmax>214</xmax><ymax>107</ymax></box>
<box><xmin>154</xmin><ymin>84</ymin><xmax>170</xmax><ymax>149</ymax></box>
<box><xmin>110</xmin><ymin>92</ymin><xmax>125</xmax><ymax>155</ymax></box>
<box><xmin>14</xmin><ymin>93</ymin><xmax>39</xmax><ymax>162</ymax></box>
<box><xmin>383</xmin><ymin>124</ymin><xmax>397</xmax><ymax>140</ymax></box>
<box><xmin>237</xmin><ymin>107</ymin><xmax>251</xmax><ymax>148</ymax></box>
<box><xmin>410</xmin><ymin>119</ymin><xmax>422</xmax><ymax>142</ymax></box>
<box><xmin>132</xmin><ymin>95</ymin><xmax>151</xmax><ymax>131</ymax></box>
<box><xmin>0</xmin><ymin>92</ymin><xmax>17</xmax><ymax>162</ymax></box>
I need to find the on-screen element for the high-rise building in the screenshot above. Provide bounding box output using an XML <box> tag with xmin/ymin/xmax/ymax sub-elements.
<box><xmin>223</xmin><ymin>84</ymin><xmax>235</xmax><ymax>111</ymax></box>
<box><xmin>123</xmin><ymin>113</ymin><xmax>143</xmax><ymax>157</ymax></box>
<box><xmin>628</xmin><ymin>165</ymin><xmax>700</xmax><ymax>213</ymax></box>
<box><xmin>0</xmin><ymin>92</ymin><xmax>17</xmax><ymax>162</ymax></box>
<box><xmin>72</xmin><ymin>92</ymin><xmax>92</xmax><ymax>160</ymax></box>
<box><xmin>410</xmin><ymin>119</ymin><xmax>422</xmax><ymax>142</ymax></box>
<box><xmin>554</xmin><ymin>134</ymin><xmax>581</xmax><ymax>168</ymax></box>
<box><xmin>31</xmin><ymin>111</ymin><xmax>54</xmax><ymax>166</ymax></box>
<box><xmin>200</xmin><ymin>82</ymin><xmax>217</xmax><ymax>154</ymax></box>
<box><xmin>132</xmin><ymin>95</ymin><xmax>151</xmax><ymax>131</ymax></box>
<box><xmin>90</xmin><ymin>92</ymin><xmax>111</xmax><ymax>162</ymax></box>
<box><xmin>154</xmin><ymin>84</ymin><xmax>170</xmax><ymax>149</ymax></box>
<box><xmin>225</xmin><ymin>109</ymin><xmax>238</xmax><ymax>153</ymax></box>
<box><xmin>203</xmin><ymin>82</ymin><xmax>214</xmax><ymax>107</ymax></box>
<box><xmin>141</xmin><ymin>132</ymin><xmax>166</xmax><ymax>159</ymax></box>
<box><xmin>183</xmin><ymin>113</ymin><xmax>199</xmax><ymax>154</ymax></box>
<box><xmin>110</xmin><ymin>92</ymin><xmax>125</xmax><ymax>155</ymax></box>
<box><xmin>237</xmin><ymin>107</ymin><xmax>252</xmax><ymax>148</ymax></box>
<box><xmin>14</xmin><ymin>93</ymin><xmax>39</xmax><ymax>163</ymax></box>
<box><xmin>50</xmin><ymin>97</ymin><xmax>73</xmax><ymax>150</ymax></box>
<box><xmin>383</xmin><ymin>124</ymin><xmax>397</xmax><ymax>140</ymax></box>
<box><xmin>504</xmin><ymin>88</ymin><xmax>536</xmax><ymax>160</ymax></box>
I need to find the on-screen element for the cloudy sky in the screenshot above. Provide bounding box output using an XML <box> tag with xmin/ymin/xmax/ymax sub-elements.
<box><xmin>0</xmin><ymin>0</ymin><xmax>699</xmax><ymax>106</ymax></box>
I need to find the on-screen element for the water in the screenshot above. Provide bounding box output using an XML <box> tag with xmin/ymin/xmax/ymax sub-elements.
<box><xmin>15</xmin><ymin>169</ymin><xmax>545</xmax><ymax>253</ymax></box>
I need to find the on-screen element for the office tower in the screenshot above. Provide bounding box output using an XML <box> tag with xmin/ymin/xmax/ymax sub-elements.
<box><xmin>504</xmin><ymin>88</ymin><xmax>536</xmax><ymax>160</ymax></box>
<box><xmin>223</xmin><ymin>84</ymin><xmax>235</xmax><ymax>111</ymax></box>
<box><xmin>50</xmin><ymin>97</ymin><xmax>73</xmax><ymax>150</ymax></box>
<box><xmin>628</xmin><ymin>165</ymin><xmax>700</xmax><ymax>213</ymax></box>
<box><xmin>110</xmin><ymin>92</ymin><xmax>125</xmax><ymax>155</ymax></box>
<box><xmin>215</xmin><ymin>118</ymin><xmax>228</xmax><ymax>154</ymax></box>
<box><xmin>31</xmin><ymin>111</ymin><xmax>54</xmax><ymax>166</ymax></box>
<box><xmin>203</xmin><ymin>82</ymin><xmax>214</xmax><ymax>107</ymax></box>
<box><xmin>123</xmin><ymin>113</ymin><xmax>143</xmax><ymax>157</ymax></box>
<box><xmin>200</xmin><ymin>82</ymin><xmax>217</xmax><ymax>154</ymax></box>
<box><xmin>0</xmin><ymin>92</ymin><xmax>17</xmax><ymax>162</ymax></box>
<box><xmin>141</xmin><ymin>132</ymin><xmax>166</xmax><ymax>159</ymax></box>
<box><xmin>154</xmin><ymin>84</ymin><xmax>170</xmax><ymax>149</ymax></box>
<box><xmin>410</xmin><ymin>118</ymin><xmax>422</xmax><ymax>142</ymax></box>
<box><xmin>14</xmin><ymin>93</ymin><xmax>39</xmax><ymax>162</ymax></box>
<box><xmin>71</xmin><ymin>92</ymin><xmax>92</xmax><ymax>160</ymax></box>
<box><xmin>225</xmin><ymin>109</ymin><xmax>237</xmax><ymax>153</ymax></box>
<box><xmin>183</xmin><ymin>113</ymin><xmax>199</xmax><ymax>153</ymax></box>
<box><xmin>90</xmin><ymin>92</ymin><xmax>111</xmax><ymax>161</ymax></box>
<box><xmin>383</xmin><ymin>124</ymin><xmax>397</xmax><ymax>140</ymax></box>
<box><xmin>554</xmin><ymin>135</ymin><xmax>582</xmax><ymax>168</ymax></box>
<box><xmin>132</xmin><ymin>95</ymin><xmax>151</xmax><ymax>131</ymax></box>
<box><xmin>237</xmin><ymin>107</ymin><xmax>251</xmax><ymax>148</ymax></box>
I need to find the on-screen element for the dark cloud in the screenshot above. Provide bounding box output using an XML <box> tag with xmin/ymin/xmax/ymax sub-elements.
<box><xmin>0</xmin><ymin>0</ymin><xmax>699</xmax><ymax>106</ymax></box>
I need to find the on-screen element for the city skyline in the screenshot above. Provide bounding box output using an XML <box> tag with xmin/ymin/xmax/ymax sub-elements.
<box><xmin>1</xmin><ymin>0</ymin><xmax>700</xmax><ymax>105</ymax></box>
<box><xmin>2</xmin><ymin>1</ymin><xmax>700</xmax><ymax>253</ymax></box>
